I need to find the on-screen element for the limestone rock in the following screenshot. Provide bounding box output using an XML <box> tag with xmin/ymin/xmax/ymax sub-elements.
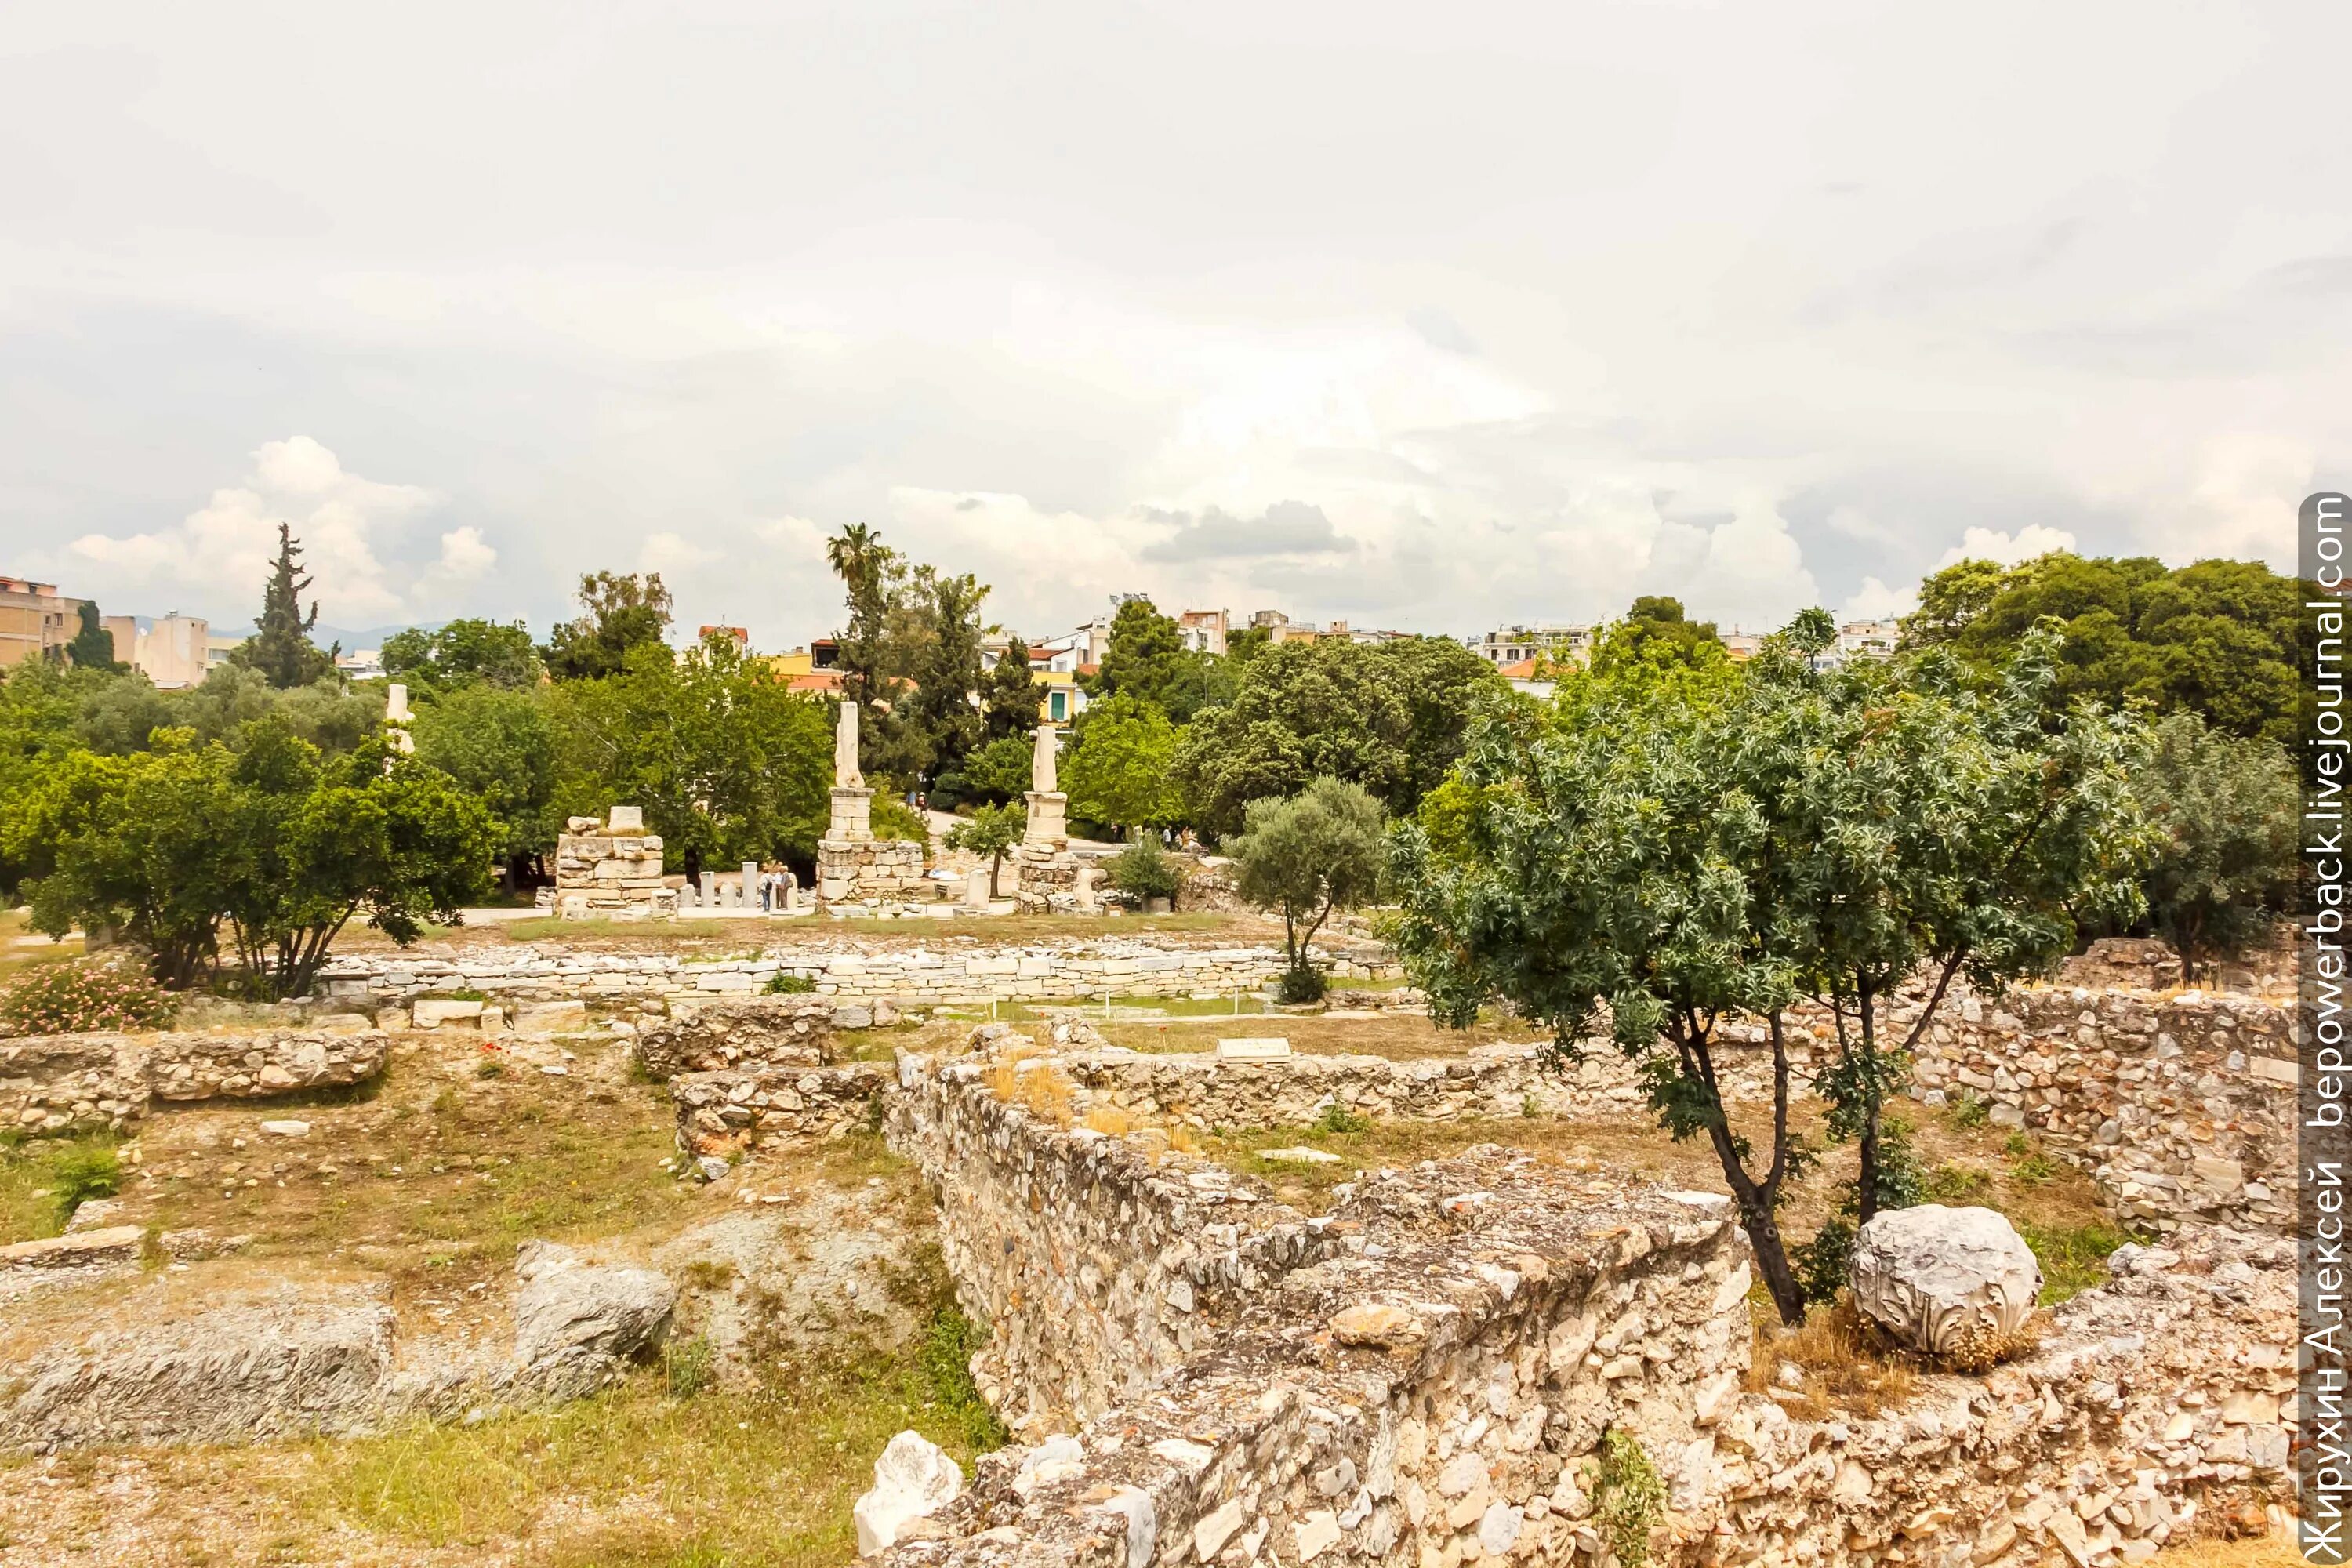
<box><xmin>1330</xmin><ymin>1302</ymin><xmax>1427</xmax><ymax>1350</ymax></box>
<box><xmin>511</xmin><ymin>1241</ymin><xmax>677</xmax><ymax>1394</ymax></box>
<box><xmin>1851</xmin><ymin>1204</ymin><xmax>2039</xmax><ymax>1363</ymax></box>
<box><xmin>855</xmin><ymin>1428</ymin><xmax>964</xmax><ymax>1555</ymax></box>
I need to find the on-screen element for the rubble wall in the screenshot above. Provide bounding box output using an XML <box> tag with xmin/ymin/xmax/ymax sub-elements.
<box><xmin>1906</xmin><ymin>989</ymin><xmax>2294</xmax><ymax>1232</ymax></box>
<box><xmin>877</xmin><ymin>1044</ymin><xmax>2294</xmax><ymax>1568</ymax></box>
<box><xmin>0</xmin><ymin>1029</ymin><xmax>391</xmax><ymax>1134</ymax></box>
<box><xmin>673</xmin><ymin>1062</ymin><xmax>892</xmax><ymax>1154</ymax></box>
<box><xmin>319</xmin><ymin>940</ymin><xmax>1402</xmax><ymax>1008</ymax></box>
<box><xmin>630</xmin><ymin>996</ymin><xmax>839</xmax><ymax>1080</ymax></box>
<box><xmin>1054</xmin><ymin>1041</ymin><xmax>1779</xmax><ymax>1128</ymax></box>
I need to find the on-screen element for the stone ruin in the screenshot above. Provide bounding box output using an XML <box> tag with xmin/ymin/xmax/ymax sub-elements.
<box><xmin>818</xmin><ymin>700</ymin><xmax>931</xmax><ymax>911</ymax></box>
<box><xmin>637</xmin><ymin>991</ymin><xmax>2298</xmax><ymax>1568</ymax></box>
<box><xmin>858</xmin><ymin>1033</ymin><xmax>2292</xmax><ymax>1568</ymax></box>
<box><xmin>549</xmin><ymin>804</ymin><xmax>677</xmax><ymax>919</ymax></box>
<box><xmin>1012</xmin><ymin>724</ymin><xmax>1088</xmax><ymax>913</ymax></box>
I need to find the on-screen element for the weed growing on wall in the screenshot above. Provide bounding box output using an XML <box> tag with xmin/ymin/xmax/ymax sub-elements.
<box><xmin>1593</xmin><ymin>1428</ymin><xmax>1665</xmax><ymax>1568</ymax></box>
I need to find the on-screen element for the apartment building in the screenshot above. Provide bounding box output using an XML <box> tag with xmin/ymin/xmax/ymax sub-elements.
<box><xmin>0</xmin><ymin>577</ymin><xmax>87</xmax><ymax>669</ymax></box>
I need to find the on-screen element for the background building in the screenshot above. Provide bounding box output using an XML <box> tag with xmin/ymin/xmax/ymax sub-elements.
<box><xmin>0</xmin><ymin>577</ymin><xmax>88</xmax><ymax>669</ymax></box>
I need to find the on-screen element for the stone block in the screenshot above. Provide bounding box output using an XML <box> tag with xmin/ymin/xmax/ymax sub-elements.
<box><xmin>412</xmin><ymin>1000</ymin><xmax>485</xmax><ymax>1029</ymax></box>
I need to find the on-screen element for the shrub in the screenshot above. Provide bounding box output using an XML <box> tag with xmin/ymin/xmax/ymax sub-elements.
<box><xmin>1105</xmin><ymin>833</ymin><xmax>1182</xmax><ymax>906</ymax></box>
<box><xmin>761</xmin><ymin>972</ymin><xmax>815</xmax><ymax>995</ymax></box>
<box><xmin>1276</xmin><ymin>965</ymin><xmax>1327</xmax><ymax>1004</ymax></box>
<box><xmin>1794</xmin><ymin>1217</ymin><xmax>1856</xmax><ymax>1307</ymax></box>
<box><xmin>0</xmin><ymin>959</ymin><xmax>176</xmax><ymax>1036</ymax></box>
<box><xmin>1314</xmin><ymin>1101</ymin><xmax>1370</xmax><ymax>1134</ymax></box>
<box><xmin>53</xmin><ymin>1145</ymin><xmax>122</xmax><ymax>1221</ymax></box>
<box><xmin>1592</xmin><ymin>1428</ymin><xmax>1666</xmax><ymax>1568</ymax></box>
<box><xmin>872</xmin><ymin>797</ymin><xmax>931</xmax><ymax>847</ymax></box>
<box><xmin>1923</xmin><ymin>1163</ymin><xmax>1993</xmax><ymax>1203</ymax></box>
<box><xmin>1944</xmin><ymin>1093</ymin><xmax>1989</xmax><ymax>1130</ymax></box>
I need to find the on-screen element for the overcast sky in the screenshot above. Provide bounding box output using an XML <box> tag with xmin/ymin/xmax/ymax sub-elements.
<box><xmin>2</xmin><ymin>2</ymin><xmax>2345</xmax><ymax>648</ymax></box>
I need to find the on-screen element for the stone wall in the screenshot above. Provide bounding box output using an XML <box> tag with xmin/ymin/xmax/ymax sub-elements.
<box><xmin>1</xmin><ymin>1029</ymin><xmax>391</xmax><ymax>1134</ymax></box>
<box><xmin>876</xmin><ymin>1041</ymin><xmax>2295</xmax><ymax>1568</ymax></box>
<box><xmin>1907</xmin><ymin>988</ymin><xmax>2294</xmax><ymax>1232</ymax></box>
<box><xmin>549</xmin><ymin>808</ymin><xmax>676</xmax><ymax>920</ymax></box>
<box><xmin>673</xmin><ymin>1062</ymin><xmax>892</xmax><ymax>1154</ymax></box>
<box><xmin>319</xmin><ymin>940</ymin><xmax>1403</xmax><ymax>1008</ymax></box>
<box><xmin>630</xmin><ymin>996</ymin><xmax>838</xmax><ymax>1080</ymax></box>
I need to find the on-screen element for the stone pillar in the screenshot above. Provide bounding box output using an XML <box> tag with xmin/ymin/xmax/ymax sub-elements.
<box><xmin>828</xmin><ymin>786</ymin><xmax>875</xmax><ymax>843</ymax></box>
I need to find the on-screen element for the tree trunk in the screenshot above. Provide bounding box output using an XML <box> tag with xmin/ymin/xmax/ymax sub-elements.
<box><xmin>988</xmin><ymin>850</ymin><xmax>1003</xmax><ymax>899</ymax></box>
<box><xmin>1741</xmin><ymin>1200</ymin><xmax>1808</xmax><ymax>1325</ymax></box>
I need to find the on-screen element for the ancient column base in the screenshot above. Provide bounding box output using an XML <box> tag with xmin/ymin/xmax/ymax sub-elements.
<box><xmin>1014</xmin><ymin>792</ymin><xmax>1080</xmax><ymax>912</ymax></box>
<box><xmin>827</xmin><ymin>786</ymin><xmax>875</xmax><ymax>843</ymax></box>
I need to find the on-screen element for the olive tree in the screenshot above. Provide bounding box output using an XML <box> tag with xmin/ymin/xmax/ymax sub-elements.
<box><xmin>2132</xmin><ymin>712</ymin><xmax>2297</xmax><ymax>982</ymax></box>
<box><xmin>1228</xmin><ymin>776</ymin><xmax>1385</xmax><ymax>1002</ymax></box>
<box><xmin>1390</xmin><ymin>627</ymin><xmax>2150</xmax><ymax>1324</ymax></box>
<box><xmin>944</xmin><ymin>802</ymin><xmax>1024</xmax><ymax>898</ymax></box>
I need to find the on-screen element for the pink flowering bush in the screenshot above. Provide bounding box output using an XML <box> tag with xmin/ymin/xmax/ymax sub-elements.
<box><xmin>0</xmin><ymin>959</ymin><xmax>178</xmax><ymax>1036</ymax></box>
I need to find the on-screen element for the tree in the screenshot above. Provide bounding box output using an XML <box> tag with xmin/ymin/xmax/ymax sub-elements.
<box><xmin>982</xmin><ymin>637</ymin><xmax>1041</xmax><ymax>741</ymax></box>
<box><xmin>1175</xmin><ymin>637</ymin><xmax>1501</xmax><ymax>837</ymax></box>
<box><xmin>1900</xmin><ymin>552</ymin><xmax>2303</xmax><ymax>749</ymax></box>
<box><xmin>543</xmin><ymin>572</ymin><xmax>673</xmax><ymax>681</ymax></box>
<box><xmin>213</xmin><ymin>723</ymin><xmax>499</xmax><ymax>997</ymax></box>
<box><xmin>1062</xmin><ymin>693</ymin><xmax>1183</xmax><ymax>832</ymax></box>
<box><xmin>2133</xmin><ymin>713</ymin><xmax>2298</xmax><ymax>982</ymax></box>
<box><xmin>903</xmin><ymin>568</ymin><xmax>989</xmax><ymax>782</ymax></box>
<box><xmin>547</xmin><ymin>633</ymin><xmax>831</xmax><ymax>873</ymax></box>
<box><xmin>412</xmin><ymin>684</ymin><xmax>561</xmax><ymax>887</ymax></box>
<box><xmin>1757</xmin><ymin>633</ymin><xmax>2149</xmax><ymax>1237</ymax></box>
<box><xmin>66</xmin><ymin>602</ymin><xmax>124</xmax><ymax>673</ymax></box>
<box><xmin>944</xmin><ymin>802</ymin><xmax>1024</xmax><ymax>898</ymax></box>
<box><xmin>1588</xmin><ymin>596</ymin><xmax>1729</xmax><ymax>681</ymax></box>
<box><xmin>6</xmin><ymin>720</ymin><xmax>497</xmax><ymax>996</ymax></box>
<box><xmin>1388</xmin><ymin>628</ymin><xmax>2150</xmax><ymax>1324</ymax></box>
<box><xmin>383</xmin><ymin>619</ymin><xmax>543</xmax><ymax>690</ymax></box>
<box><xmin>234</xmin><ymin>523</ymin><xmax>335</xmax><ymax>688</ymax></box>
<box><xmin>1083</xmin><ymin>598</ymin><xmax>1233</xmax><ymax>724</ymax></box>
<box><xmin>1229</xmin><ymin>777</ymin><xmax>1386</xmax><ymax>1001</ymax></box>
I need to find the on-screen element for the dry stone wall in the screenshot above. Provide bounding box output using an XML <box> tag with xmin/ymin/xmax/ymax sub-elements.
<box><xmin>1906</xmin><ymin>988</ymin><xmax>2294</xmax><ymax>1232</ymax></box>
<box><xmin>674</xmin><ymin>1062</ymin><xmax>893</xmax><ymax>1154</ymax></box>
<box><xmin>876</xmin><ymin>1040</ymin><xmax>2295</xmax><ymax>1568</ymax></box>
<box><xmin>320</xmin><ymin>940</ymin><xmax>1403</xmax><ymax>1008</ymax></box>
<box><xmin>1</xmin><ymin>1029</ymin><xmax>390</xmax><ymax>1134</ymax></box>
<box><xmin>630</xmin><ymin>996</ymin><xmax>839</xmax><ymax>1080</ymax></box>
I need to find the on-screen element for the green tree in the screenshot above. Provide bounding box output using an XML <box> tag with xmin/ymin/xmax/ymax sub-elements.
<box><xmin>212</xmin><ymin>723</ymin><xmax>499</xmax><ymax>996</ymax></box>
<box><xmin>1760</xmin><ymin>633</ymin><xmax>2150</xmax><ymax>1235</ymax></box>
<box><xmin>412</xmin><ymin>684</ymin><xmax>561</xmax><ymax>887</ymax></box>
<box><xmin>383</xmin><ymin>619</ymin><xmax>543</xmax><ymax>690</ymax></box>
<box><xmin>1174</xmin><ymin>637</ymin><xmax>1501</xmax><ymax>837</ymax></box>
<box><xmin>1588</xmin><ymin>596</ymin><xmax>1729</xmax><ymax>681</ymax></box>
<box><xmin>1229</xmin><ymin>777</ymin><xmax>1386</xmax><ymax>1001</ymax></box>
<box><xmin>944</xmin><ymin>801</ymin><xmax>1024</xmax><ymax>898</ymax></box>
<box><xmin>1062</xmin><ymin>693</ymin><xmax>1183</xmax><ymax>832</ymax></box>
<box><xmin>1083</xmin><ymin>598</ymin><xmax>1233</xmax><ymax>724</ymax></box>
<box><xmin>65</xmin><ymin>602</ymin><xmax>124</xmax><ymax>673</ymax></box>
<box><xmin>904</xmin><ymin>568</ymin><xmax>989</xmax><ymax>782</ymax></box>
<box><xmin>547</xmin><ymin>633</ymin><xmax>831</xmax><ymax>873</ymax></box>
<box><xmin>982</xmin><ymin>637</ymin><xmax>1040</xmax><ymax>741</ymax></box>
<box><xmin>4</xmin><ymin>733</ymin><xmax>240</xmax><ymax>985</ymax></box>
<box><xmin>1900</xmin><ymin>552</ymin><xmax>2303</xmax><ymax>747</ymax></box>
<box><xmin>2133</xmin><ymin>713</ymin><xmax>2298</xmax><ymax>982</ymax></box>
<box><xmin>1388</xmin><ymin>629</ymin><xmax>2148</xmax><ymax>1323</ymax></box>
<box><xmin>543</xmin><ymin>572</ymin><xmax>673</xmax><ymax>681</ymax></box>
<box><xmin>6</xmin><ymin>721</ymin><xmax>496</xmax><ymax>996</ymax></box>
<box><xmin>231</xmin><ymin>523</ymin><xmax>335</xmax><ymax>688</ymax></box>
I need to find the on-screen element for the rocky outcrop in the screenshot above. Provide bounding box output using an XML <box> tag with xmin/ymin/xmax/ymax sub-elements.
<box><xmin>0</xmin><ymin>1029</ymin><xmax>391</xmax><ymax>1135</ymax></box>
<box><xmin>1850</xmin><ymin>1204</ymin><xmax>2041</xmax><ymax>1365</ymax></box>
<box><xmin>0</xmin><ymin>1242</ymin><xmax>678</xmax><ymax>1453</ymax></box>
<box><xmin>632</xmin><ymin>996</ymin><xmax>838</xmax><ymax>1080</ymax></box>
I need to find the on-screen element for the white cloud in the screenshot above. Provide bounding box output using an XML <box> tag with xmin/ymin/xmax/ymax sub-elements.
<box><xmin>1935</xmin><ymin>524</ymin><xmax>2079</xmax><ymax>569</ymax></box>
<box><xmin>61</xmin><ymin>437</ymin><xmax>444</xmax><ymax>624</ymax></box>
<box><xmin>1838</xmin><ymin>575</ymin><xmax>1916</xmax><ymax>622</ymax></box>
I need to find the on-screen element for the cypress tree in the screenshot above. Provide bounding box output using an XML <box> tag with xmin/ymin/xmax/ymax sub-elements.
<box><xmin>66</xmin><ymin>601</ymin><xmax>125</xmax><ymax>673</ymax></box>
<box><xmin>242</xmin><ymin>523</ymin><xmax>332</xmax><ymax>688</ymax></box>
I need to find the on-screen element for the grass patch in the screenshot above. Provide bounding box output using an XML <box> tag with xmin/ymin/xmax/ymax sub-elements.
<box><xmin>1746</xmin><ymin>1298</ymin><xmax>1920</xmax><ymax>1418</ymax></box>
<box><xmin>299</xmin><ymin>1306</ymin><xmax>1007</xmax><ymax>1563</ymax></box>
<box><xmin>2019</xmin><ymin>1219</ymin><xmax>2136</xmax><ymax>1303</ymax></box>
<box><xmin>0</xmin><ymin>1131</ymin><xmax>123</xmax><ymax>1243</ymax></box>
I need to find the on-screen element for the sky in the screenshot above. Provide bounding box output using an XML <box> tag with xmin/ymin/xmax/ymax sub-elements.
<box><xmin>2</xmin><ymin>1</ymin><xmax>2346</xmax><ymax>649</ymax></box>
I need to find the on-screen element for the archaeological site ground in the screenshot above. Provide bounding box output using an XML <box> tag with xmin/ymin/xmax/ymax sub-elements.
<box><xmin>0</xmin><ymin>900</ymin><xmax>2300</xmax><ymax>1568</ymax></box>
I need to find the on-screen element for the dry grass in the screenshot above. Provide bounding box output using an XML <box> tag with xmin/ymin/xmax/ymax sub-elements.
<box><xmin>1081</xmin><ymin>1106</ymin><xmax>1133</xmax><ymax>1136</ymax></box>
<box><xmin>1745</xmin><ymin>1299</ymin><xmax>1920</xmax><ymax>1418</ymax></box>
<box><xmin>984</xmin><ymin>1045</ymin><xmax>1076</xmax><ymax>1126</ymax></box>
<box><xmin>2154</xmin><ymin>1530</ymin><xmax>2303</xmax><ymax>1568</ymax></box>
